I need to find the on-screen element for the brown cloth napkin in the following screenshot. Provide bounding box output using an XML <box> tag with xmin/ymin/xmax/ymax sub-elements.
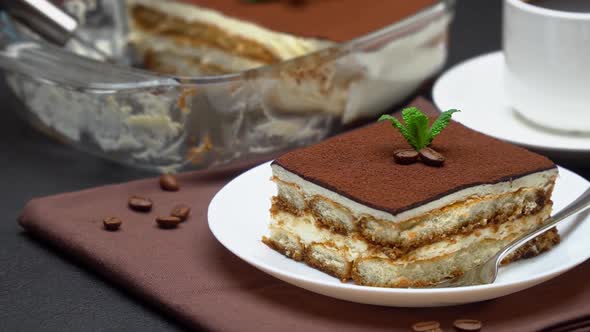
<box><xmin>19</xmin><ymin>98</ymin><xmax>590</xmax><ymax>332</ymax></box>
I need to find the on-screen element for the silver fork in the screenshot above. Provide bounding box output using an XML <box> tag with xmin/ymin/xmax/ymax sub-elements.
<box><xmin>435</xmin><ymin>187</ymin><xmax>590</xmax><ymax>288</ymax></box>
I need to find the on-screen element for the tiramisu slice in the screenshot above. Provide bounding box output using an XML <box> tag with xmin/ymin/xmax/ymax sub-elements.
<box><xmin>263</xmin><ymin>100</ymin><xmax>559</xmax><ymax>287</ymax></box>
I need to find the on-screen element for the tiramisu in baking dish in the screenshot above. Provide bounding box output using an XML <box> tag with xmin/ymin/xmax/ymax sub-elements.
<box><xmin>127</xmin><ymin>0</ymin><xmax>437</xmax><ymax>75</ymax></box>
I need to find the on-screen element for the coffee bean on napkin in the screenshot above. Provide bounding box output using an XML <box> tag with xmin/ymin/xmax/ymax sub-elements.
<box><xmin>411</xmin><ymin>320</ymin><xmax>441</xmax><ymax>331</ymax></box>
<box><xmin>171</xmin><ymin>204</ymin><xmax>191</xmax><ymax>222</ymax></box>
<box><xmin>159</xmin><ymin>174</ymin><xmax>180</xmax><ymax>191</ymax></box>
<box><xmin>453</xmin><ymin>319</ymin><xmax>482</xmax><ymax>331</ymax></box>
<box><xmin>103</xmin><ymin>217</ymin><xmax>122</xmax><ymax>231</ymax></box>
<box><xmin>156</xmin><ymin>216</ymin><xmax>181</xmax><ymax>229</ymax></box>
<box><xmin>128</xmin><ymin>196</ymin><xmax>153</xmax><ymax>212</ymax></box>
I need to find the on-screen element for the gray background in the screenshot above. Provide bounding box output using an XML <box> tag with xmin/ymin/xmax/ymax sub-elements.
<box><xmin>1</xmin><ymin>0</ymin><xmax>588</xmax><ymax>331</ymax></box>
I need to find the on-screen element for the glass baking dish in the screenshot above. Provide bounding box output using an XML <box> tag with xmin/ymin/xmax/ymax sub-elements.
<box><xmin>0</xmin><ymin>0</ymin><xmax>453</xmax><ymax>173</ymax></box>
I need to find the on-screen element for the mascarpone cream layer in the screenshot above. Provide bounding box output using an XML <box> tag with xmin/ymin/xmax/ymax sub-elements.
<box><xmin>272</xmin><ymin>205</ymin><xmax>551</xmax><ymax>261</ymax></box>
<box><xmin>130</xmin><ymin>35</ymin><xmax>266</xmax><ymax>73</ymax></box>
<box><xmin>272</xmin><ymin>164</ymin><xmax>557</xmax><ymax>224</ymax></box>
<box><xmin>127</xmin><ymin>0</ymin><xmax>331</xmax><ymax>61</ymax></box>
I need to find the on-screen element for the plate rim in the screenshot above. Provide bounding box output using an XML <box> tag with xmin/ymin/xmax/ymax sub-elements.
<box><xmin>433</xmin><ymin>51</ymin><xmax>590</xmax><ymax>153</ymax></box>
<box><xmin>208</xmin><ymin>161</ymin><xmax>590</xmax><ymax>297</ymax></box>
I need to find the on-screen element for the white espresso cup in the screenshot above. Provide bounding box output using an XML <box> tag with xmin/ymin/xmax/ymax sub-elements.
<box><xmin>504</xmin><ymin>0</ymin><xmax>590</xmax><ymax>133</ymax></box>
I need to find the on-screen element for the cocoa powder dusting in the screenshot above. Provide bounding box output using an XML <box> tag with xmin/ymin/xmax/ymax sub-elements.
<box><xmin>274</xmin><ymin>99</ymin><xmax>555</xmax><ymax>215</ymax></box>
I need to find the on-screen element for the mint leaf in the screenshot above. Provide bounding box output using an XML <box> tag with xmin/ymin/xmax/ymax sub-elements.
<box><xmin>427</xmin><ymin>109</ymin><xmax>460</xmax><ymax>145</ymax></box>
<box><xmin>401</xmin><ymin>107</ymin><xmax>430</xmax><ymax>150</ymax></box>
<box><xmin>379</xmin><ymin>107</ymin><xmax>459</xmax><ymax>151</ymax></box>
<box><xmin>378</xmin><ymin>114</ymin><xmax>418</xmax><ymax>149</ymax></box>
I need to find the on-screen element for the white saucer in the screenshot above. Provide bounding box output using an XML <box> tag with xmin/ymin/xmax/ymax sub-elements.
<box><xmin>208</xmin><ymin>161</ymin><xmax>590</xmax><ymax>307</ymax></box>
<box><xmin>433</xmin><ymin>52</ymin><xmax>590</xmax><ymax>153</ymax></box>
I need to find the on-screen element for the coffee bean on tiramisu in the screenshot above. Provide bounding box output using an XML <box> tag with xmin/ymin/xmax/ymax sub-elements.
<box><xmin>453</xmin><ymin>319</ymin><xmax>482</xmax><ymax>331</ymax></box>
<box><xmin>159</xmin><ymin>174</ymin><xmax>179</xmax><ymax>191</ymax></box>
<box><xmin>411</xmin><ymin>320</ymin><xmax>440</xmax><ymax>332</ymax></box>
<box><xmin>171</xmin><ymin>204</ymin><xmax>191</xmax><ymax>221</ymax></box>
<box><xmin>156</xmin><ymin>216</ymin><xmax>181</xmax><ymax>229</ymax></box>
<box><xmin>419</xmin><ymin>147</ymin><xmax>445</xmax><ymax>167</ymax></box>
<box><xmin>128</xmin><ymin>195</ymin><xmax>153</xmax><ymax>212</ymax></box>
<box><xmin>103</xmin><ymin>217</ymin><xmax>122</xmax><ymax>231</ymax></box>
<box><xmin>393</xmin><ymin>149</ymin><xmax>419</xmax><ymax>165</ymax></box>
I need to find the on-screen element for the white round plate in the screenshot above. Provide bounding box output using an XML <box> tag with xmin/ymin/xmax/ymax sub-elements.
<box><xmin>433</xmin><ymin>51</ymin><xmax>590</xmax><ymax>152</ymax></box>
<box><xmin>208</xmin><ymin>162</ymin><xmax>590</xmax><ymax>307</ymax></box>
